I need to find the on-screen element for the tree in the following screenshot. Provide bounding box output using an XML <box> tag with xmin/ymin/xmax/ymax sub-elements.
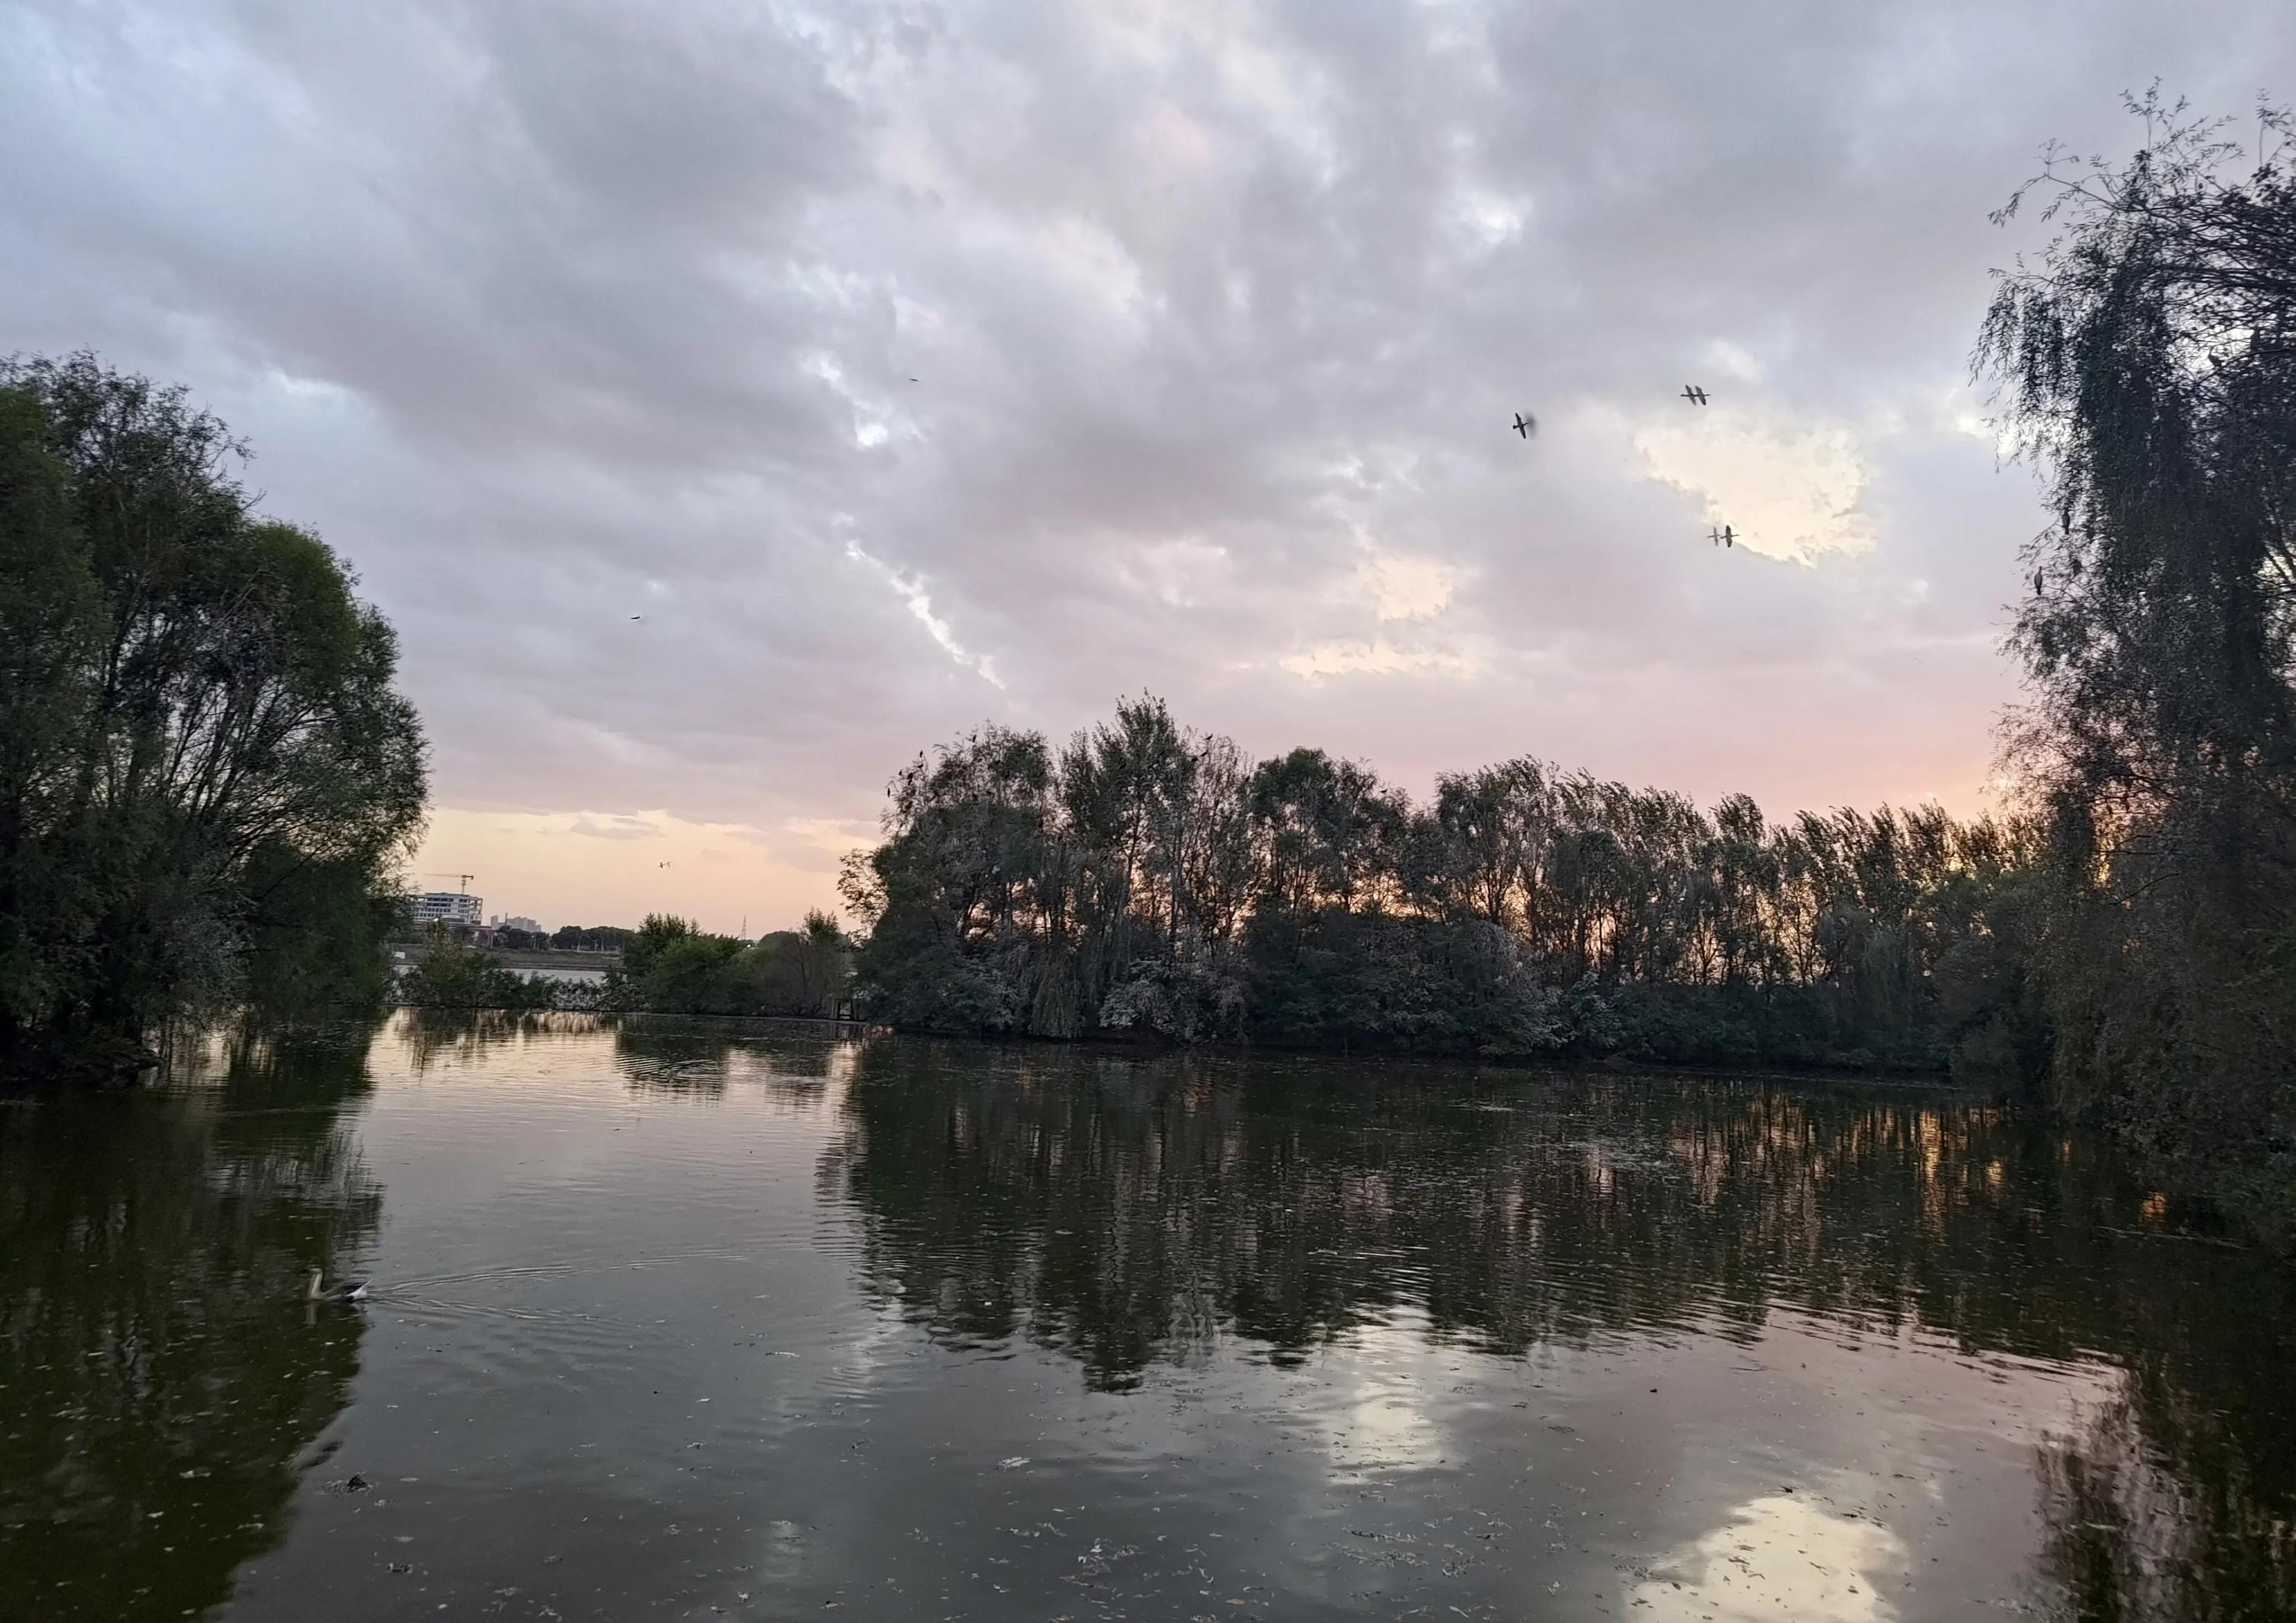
<box><xmin>1976</xmin><ymin>93</ymin><xmax>2296</xmax><ymax>1240</ymax></box>
<box><xmin>0</xmin><ymin>385</ymin><xmax>103</xmax><ymax>1051</ymax></box>
<box><xmin>0</xmin><ymin>355</ymin><xmax>427</xmax><ymax>1078</ymax></box>
<box><xmin>398</xmin><ymin>926</ymin><xmax>551</xmax><ymax>1011</ymax></box>
<box><xmin>790</xmin><ymin>908</ymin><xmax>851</xmax><ymax>1014</ymax></box>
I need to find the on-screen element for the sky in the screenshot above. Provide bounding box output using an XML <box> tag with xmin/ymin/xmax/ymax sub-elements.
<box><xmin>6</xmin><ymin>0</ymin><xmax>2292</xmax><ymax>933</ymax></box>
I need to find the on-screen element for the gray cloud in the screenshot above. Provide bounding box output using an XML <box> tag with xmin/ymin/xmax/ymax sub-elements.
<box><xmin>5</xmin><ymin>0</ymin><xmax>2292</xmax><ymax>920</ymax></box>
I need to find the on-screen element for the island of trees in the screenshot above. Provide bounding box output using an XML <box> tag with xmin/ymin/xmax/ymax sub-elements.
<box><xmin>841</xmin><ymin>701</ymin><xmax>2041</xmax><ymax>1069</ymax></box>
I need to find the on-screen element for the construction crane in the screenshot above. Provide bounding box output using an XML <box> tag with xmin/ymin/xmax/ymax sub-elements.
<box><xmin>422</xmin><ymin>872</ymin><xmax>477</xmax><ymax>893</ymax></box>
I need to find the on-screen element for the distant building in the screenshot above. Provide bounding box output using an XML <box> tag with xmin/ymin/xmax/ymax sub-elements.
<box><xmin>415</xmin><ymin>892</ymin><xmax>483</xmax><ymax>926</ymax></box>
<box><xmin>491</xmin><ymin>914</ymin><xmax>543</xmax><ymax>933</ymax></box>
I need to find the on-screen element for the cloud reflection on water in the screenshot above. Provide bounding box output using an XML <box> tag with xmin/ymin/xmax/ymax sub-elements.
<box><xmin>1632</xmin><ymin>1491</ymin><xmax>1908</xmax><ymax>1621</ymax></box>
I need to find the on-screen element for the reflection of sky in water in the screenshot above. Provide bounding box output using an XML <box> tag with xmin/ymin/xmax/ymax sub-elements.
<box><xmin>20</xmin><ymin>1018</ymin><xmax>2278</xmax><ymax>1623</ymax></box>
<box><xmin>1633</xmin><ymin>1493</ymin><xmax>1907</xmax><ymax>1621</ymax></box>
<box><xmin>1316</xmin><ymin>1319</ymin><xmax>1454</xmax><ymax>1478</ymax></box>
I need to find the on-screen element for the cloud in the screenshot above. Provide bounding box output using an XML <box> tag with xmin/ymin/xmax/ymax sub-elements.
<box><xmin>1280</xmin><ymin>640</ymin><xmax>1479</xmax><ymax>682</ymax></box>
<box><xmin>1359</xmin><ymin>553</ymin><xmax>1457</xmax><ymax>621</ymax></box>
<box><xmin>1702</xmin><ymin>339</ymin><xmax>1765</xmax><ymax>384</ymax></box>
<box><xmin>4</xmin><ymin>0</ymin><xmax>2289</xmax><ymax>922</ymax></box>
<box><xmin>1632</xmin><ymin>410</ymin><xmax>1880</xmax><ymax>566</ymax></box>
<box><xmin>1628</xmin><ymin>1493</ymin><xmax>1908</xmax><ymax>1621</ymax></box>
<box><xmin>845</xmin><ymin>542</ymin><xmax>1006</xmax><ymax>690</ymax></box>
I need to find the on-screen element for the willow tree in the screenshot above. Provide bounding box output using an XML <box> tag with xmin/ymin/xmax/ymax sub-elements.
<box><xmin>1977</xmin><ymin>94</ymin><xmax>2296</xmax><ymax>1235</ymax></box>
<box><xmin>0</xmin><ymin>356</ymin><xmax>427</xmax><ymax>1078</ymax></box>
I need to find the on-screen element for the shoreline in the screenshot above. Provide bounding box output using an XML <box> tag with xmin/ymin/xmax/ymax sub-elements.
<box><xmin>382</xmin><ymin>1003</ymin><xmax>1962</xmax><ymax>1085</ymax></box>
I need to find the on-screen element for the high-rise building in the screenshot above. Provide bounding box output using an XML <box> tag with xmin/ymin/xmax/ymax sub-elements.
<box><xmin>414</xmin><ymin>892</ymin><xmax>483</xmax><ymax>926</ymax></box>
<box><xmin>491</xmin><ymin>914</ymin><xmax>543</xmax><ymax>933</ymax></box>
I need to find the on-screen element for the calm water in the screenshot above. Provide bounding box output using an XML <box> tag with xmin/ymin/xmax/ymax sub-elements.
<box><xmin>4</xmin><ymin>1017</ymin><xmax>2292</xmax><ymax>1622</ymax></box>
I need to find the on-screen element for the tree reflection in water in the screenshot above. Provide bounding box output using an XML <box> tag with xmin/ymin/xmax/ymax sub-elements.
<box><xmin>0</xmin><ymin>1026</ymin><xmax>383</xmax><ymax>1621</ymax></box>
<box><xmin>395</xmin><ymin>1008</ymin><xmax>586</xmax><ymax>1075</ymax></box>
<box><xmin>824</xmin><ymin>1039</ymin><xmax>2296</xmax><ymax>1621</ymax></box>
<box><xmin>611</xmin><ymin>1017</ymin><xmax>858</xmax><ymax>1098</ymax></box>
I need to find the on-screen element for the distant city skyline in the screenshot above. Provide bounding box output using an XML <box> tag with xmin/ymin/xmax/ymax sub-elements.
<box><xmin>9</xmin><ymin>2</ymin><xmax>2292</xmax><ymax>929</ymax></box>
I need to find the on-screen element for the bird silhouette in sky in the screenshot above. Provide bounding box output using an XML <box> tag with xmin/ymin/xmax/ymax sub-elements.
<box><xmin>630</xmin><ymin>614</ymin><xmax>643</xmax><ymax>621</ymax></box>
<box><xmin>1512</xmin><ymin>411</ymin><xmax>1536</xmax><ymax>440</ymax></box>
<box><xmin>1709</xmin><ymin>524</ymin><xmax>1735</xmax><ymax>548</ymax></box>
<box><xmin>1682</xmin><ymin>385</ymin><xmax>1709</xmax><ymax>405</ymax></box>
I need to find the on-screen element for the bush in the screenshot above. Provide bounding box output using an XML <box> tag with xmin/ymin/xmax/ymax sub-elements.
<box><xmin>398</xmin><ymin>928</ymin><xmax>552</xmax><ymax>1011</ymax></box>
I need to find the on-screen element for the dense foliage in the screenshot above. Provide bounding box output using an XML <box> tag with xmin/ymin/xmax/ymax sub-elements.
<box><xmin>1978</xmin><ymin>96</ymin><xmax>2296</xmax><ymax>1241</ymax></box>
<box><xmin>389</xmin><ymin>916</ymin><xmax>851</xmax><ymax>1016</ymax></box>
<box><xmin>549</xmin><ymin>923</ymin><xmax>633</xmax><ymax>952</ymax></box>
<box><xmin>603</xmin><ymin>911</ymin><xmax>852</xmax><ymax>1017</ymax></box>
<box><xmin>0</xmin><ymin>356</ymin><xmax>425</xmax><ymax>1079</ymax></box>
<box><xmin>839</xmin><ymin>698</ymin><xmax>2042</xmax><ymax>1075</ymax></box>
<box><xmin>396</xmin><ymin>928</ymin><xmax>559</xmax><ymax>1011</ymax></box>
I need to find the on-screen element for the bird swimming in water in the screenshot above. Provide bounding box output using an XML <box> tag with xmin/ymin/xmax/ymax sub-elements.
<box><xmin>308</xmin><ymin>1270</ymin><xmax>370</xmax><ymax>1304</ymax></box>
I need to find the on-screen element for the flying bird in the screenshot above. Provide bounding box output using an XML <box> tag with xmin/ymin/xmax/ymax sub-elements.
<box><xmin>630</xmin><ymin>614</ymin><xmax>643</xmax><ymax>621</ymax></box>
<box><xmin>1681</xmin><ymin>385</ymin><xmax>1709</xmax><ymax>405</ymax></box>
<box><xmin>1512</xmin><ymin>411</ymin><xmax>1536</xmax><ymax>440</ymax></box>
<box><xmin>1709</xmin><ymin>524</ymin><xmax>1736</xmax><ymax>548</ymax></box>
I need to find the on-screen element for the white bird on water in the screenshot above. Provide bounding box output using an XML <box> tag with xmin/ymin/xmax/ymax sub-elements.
<box><xmin>308</xmin><ymin>1269</ymin><xmax>370</xmax><ymax>1304</ymax></box>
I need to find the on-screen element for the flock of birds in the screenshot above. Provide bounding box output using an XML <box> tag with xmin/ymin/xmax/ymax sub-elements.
<box><xmin>1515</xmin><ymin>382</ymin><xmax>1740</xmax><ymax>549</ymax></box>
<box><xmin>625</xmin><ymin>377</ymin><xmax>1743</xmax><ymax>634</ymax></box>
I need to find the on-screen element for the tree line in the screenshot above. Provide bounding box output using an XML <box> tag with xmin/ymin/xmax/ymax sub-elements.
<box><xmin>839</xmin><ymin>698</ymin><xmax>2042</xmax><ymax>1076</ymax></box>
<box><xmin>521</xmin><ymin>924</ymin><xmax>634</xmax><ymax>953</ymax></box>
<box><xmin>396</xmin><ymin>913</ymin><xmax>851</xmax><ymax>1017</ymax></box>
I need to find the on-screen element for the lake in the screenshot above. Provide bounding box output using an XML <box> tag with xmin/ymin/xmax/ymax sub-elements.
<box><xmin>3</xmin><ymin>1015</ymin><xmax>2291</xmax><ymax>1622</ymax></box>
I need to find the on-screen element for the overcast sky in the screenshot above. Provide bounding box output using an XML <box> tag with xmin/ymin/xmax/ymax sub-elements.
<box><xmin>7</xmin><ymin>1</ymin><xmax>2292</xmax><ymax>931</ymax></box>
